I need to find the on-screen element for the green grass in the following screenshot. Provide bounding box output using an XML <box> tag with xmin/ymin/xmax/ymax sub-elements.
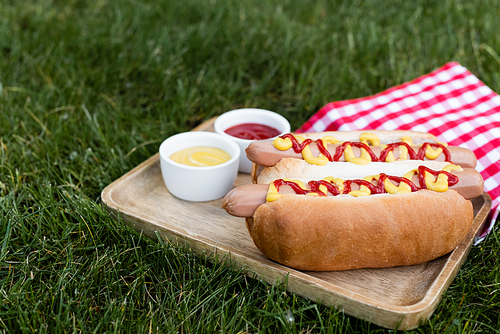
<box><xmin>1</xmin><ymin>0</ymin><xmax>500</xmax><ymax>332</ymax></box>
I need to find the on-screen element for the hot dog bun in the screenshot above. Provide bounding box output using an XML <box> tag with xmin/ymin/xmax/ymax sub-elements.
<box><xmin>246</xmin><ymin>189</ymin><xmax>473</xmax><ymax>271</ymax></box>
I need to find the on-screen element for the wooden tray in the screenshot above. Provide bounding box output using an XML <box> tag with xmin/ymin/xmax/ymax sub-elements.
<box><xmin>101</xmin><ymin>118</ymin><xmax>491</xmax><ymax>330</ymax></box>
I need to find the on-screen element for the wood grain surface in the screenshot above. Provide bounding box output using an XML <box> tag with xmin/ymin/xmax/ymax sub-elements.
<box><xmin>101</xmin><ymin>117</ymin><xmax>491</xmax><ymax>330</ymax></box>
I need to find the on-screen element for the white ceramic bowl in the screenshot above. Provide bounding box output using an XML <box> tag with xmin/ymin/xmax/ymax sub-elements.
<box><xmin>159</xmin><ymin>131</ymin><xmax>240</xmax><ymax>202</ymax></box>
<box><xmin>214</xmin><ymin>108</ymin><xmax>291</xmax><ymax>173</ymax></box>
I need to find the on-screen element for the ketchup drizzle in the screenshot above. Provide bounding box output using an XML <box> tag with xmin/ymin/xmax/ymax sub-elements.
<box><xmin>417</xmin><ymin>143</ymin><xmax>451</xmax><ymax>161</ymax></box>
<box><xmin>379</xmin><ymin>142</ymin><xmax>419</xmax><ymax>161</ymax></box>
<box><xmin>280</xmin><ymin>134</ymin><xmax>314</xmax><ymax>154</ymax></box>
<box><xmin>343</xmin><ymin>179</ymin><xmax>382</xmax><ymax>194</ymax></box>
<box><xmin>308</xmin><ymin>179</ymin><xmax>341</xmax><ymax>196</ymax></box>
<box><xmin>272</xmin><ymin>168</ymin><xmax>454</xmax><ymax>197</ymax></box>
<box><xmin>379</xmin><ymin>174</ymin><xmax>421</xmax><ymax>192</ymax></box>
<box><xmin>417</xmin><ymin>165</ymin><xmax>459</xmax><ymax>189</ymax></box>
<box><xmin>276</xmin><ymin>134</ymin><xmax>452</xmax><ymax>163</ymax></box>
<box><xmin>316</xmin><ymin>139</ymin><xmax>333</xmax><ymax>161</ymax></box>
<box><xmin>272</xmin><ymin>179</ymin><xmax>320</xmax><ymax>196</ymax></box>
<box><xmin>333</xmin><ymin>142</ymin><xmax>381</xmax><ymax>162</ymax></box>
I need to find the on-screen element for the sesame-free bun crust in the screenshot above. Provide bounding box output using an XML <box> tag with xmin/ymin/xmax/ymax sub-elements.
<box><xmin>245</xmin><ymin>190</ymin><xmax>473</xmax><ymax>271</ymax></box>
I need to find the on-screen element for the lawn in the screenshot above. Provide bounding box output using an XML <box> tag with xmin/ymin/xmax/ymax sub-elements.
<box><xmin>1</xmin><ymin>0</ymin><xmax>500</xmax><ymax>332</ymax></box>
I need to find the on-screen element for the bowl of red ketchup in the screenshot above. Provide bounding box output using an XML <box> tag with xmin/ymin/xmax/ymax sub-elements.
<box><xmin>214</xmin><ymin>108</ymin><xmax>291</xmax><ymax>173</ymax></box>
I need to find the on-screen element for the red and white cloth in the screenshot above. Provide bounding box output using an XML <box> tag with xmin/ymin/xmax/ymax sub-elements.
<box><xmin>297</xmin><ymin>62</ymin><xmax>500</xmax><ymax>243</ymax></box>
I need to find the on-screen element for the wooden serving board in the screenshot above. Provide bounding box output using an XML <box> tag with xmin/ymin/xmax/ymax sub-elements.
<box><xmin>101</xmin><ymin>118</ymin><xmax>491</xmax><ymax>330</ymax></box>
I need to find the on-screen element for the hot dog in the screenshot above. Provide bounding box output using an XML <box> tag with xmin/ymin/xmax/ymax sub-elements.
<box><xmin>255</xmin><ymin>158</ymin><xmax>482</xmax><ymax>186</ymax></box>
<box><xmin>246</xmin><ymin>131</ymin><xmax>477</xmax><ymax>172</ymax></box>
<box><xmin>221</xmin><ymin>130</ymin><xmax>484</xmax><ymax>271</ymax></box>
<box><xmin>223</xmin><ymin>166</ymin><xmax>483</xmax><ymax>218</ymax></box>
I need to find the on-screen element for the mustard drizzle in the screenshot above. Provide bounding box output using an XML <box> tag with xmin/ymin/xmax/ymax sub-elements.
<box><xmin>266</xmin><ymin>164</ymin><xmax>461</xmax><ymax>202</ymax></box>
<box><xmin>272</xmin><ymin>133</ymin><xmax>450</xmax><ymax>166</ymax></box>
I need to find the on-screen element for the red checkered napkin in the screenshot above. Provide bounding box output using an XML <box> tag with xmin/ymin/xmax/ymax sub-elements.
<box><xmin>297</xmin><ymin>62</ymin><xmax>500</xmax><ymax>243</ymax></box>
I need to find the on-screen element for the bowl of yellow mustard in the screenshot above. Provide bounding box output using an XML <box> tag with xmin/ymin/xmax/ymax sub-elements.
<box><xmin>159</xmin><ymin>131</ymin><xmax>240</xmax><ymax>201</ymax></box>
